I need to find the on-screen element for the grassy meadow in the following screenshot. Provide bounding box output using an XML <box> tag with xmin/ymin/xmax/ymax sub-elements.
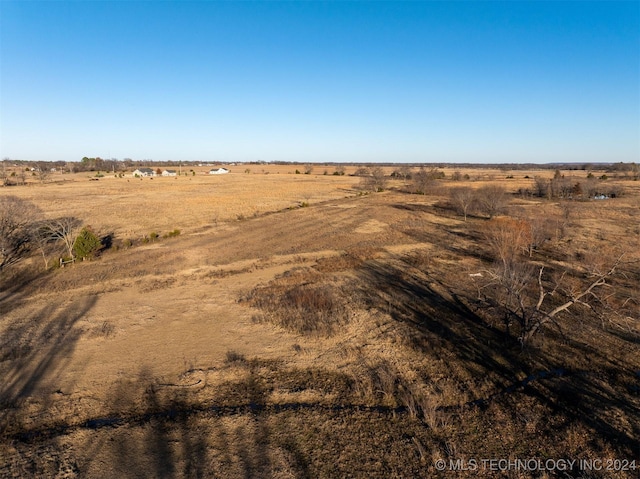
<box><xmin>0</xmin><ymin>164</ymin><xmax>638</xmax><ymax>478</ymax></box>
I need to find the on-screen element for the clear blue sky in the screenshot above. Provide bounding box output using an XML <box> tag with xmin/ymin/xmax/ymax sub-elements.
<box><xmin>1</xmin><ymin>1</ymin><xmax>638</xmax><ymax>164</ymax></box>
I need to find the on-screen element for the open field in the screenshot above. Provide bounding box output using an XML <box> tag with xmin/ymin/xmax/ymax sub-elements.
<box><xmin>1</xmin><ymin>166</ymin><xmax>639</xmax><ymax>478</ymax></box>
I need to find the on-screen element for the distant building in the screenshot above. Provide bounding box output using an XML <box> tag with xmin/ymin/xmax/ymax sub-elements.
<box><xmin>132</xmin><ymin>168</ymin><xmax>155</xmax><ymax>177</ymax></box>
<box><xmin>162</xmin><ymin>169</ymin><xmax>177</xmax><ymax>177</ymax></box>
<box><xmin>209</xmin><ymin>168</ymin><xmax>229</xmax><ymax>175</ymax></box>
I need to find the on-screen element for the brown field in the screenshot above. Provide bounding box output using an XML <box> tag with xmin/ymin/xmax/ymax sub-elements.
<box><xmin>1</xmin><ymin>166</ymin><xmax>639</xmax><ymax>478</ymax></box>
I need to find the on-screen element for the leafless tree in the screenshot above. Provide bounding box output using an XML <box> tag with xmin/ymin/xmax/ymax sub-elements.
<box><xmin>304</xmin><ymin>164</ymin><xmax>314</xmax><ymax>175</ymax></box>
<box><xmin>30</xmin><ymin>221</ymin><xmax>58</xmax><ymax>269</ymax></box>
<box><xmin>476</xmin><ymin>185</ymin><xmax>508</xmax><ymax>218</ymax></box>
<box><xmin>449</xmin><ymin>187</ymin><xmax>476</xmax><ymax>221</ymax></box>
<box><xmin>411</xmin><ymin>167</ymin><xmax>441</xmax><ymax>194</ymax></box>
<box><xmin>0</xmin><ymin>196</ymin><xmax>44</xmax><ymax>270</ymax></box>
<box><xmin>524</xmin><ymin>216</ymin><xmax>552</xmax><ymax>257</ymax></box>
<box><xmin>477</xmin><ymin>252</ymin><xmax>628</xmax><ymax>345</ymax></box>
<box><xmin>533</xmin><ymin>176</ymin><xmax>549</xmax><ymax>198</ymax></box>
<box><xmin>15</xmin><ymin>169</ymin><xmax>27</xmax><ymax>186</ymax></box>
<box><xmin>482</xmin><ymin>217</ymin><xmax>532</xmax><ymax>268</ymax></box>
<box><xmin>361</xmin><ymin>166</ymin><xmax>387</xmax><ymax>192</ymax></box>
<box><xmin>39</xmin><ymin>217</ymin><xmax>83</xmax><ymax>261</ymax></box>
<box><xmin>35</xmin><ymin>162</ymin><xmax>51</xmax><ymax>184</ymax></box>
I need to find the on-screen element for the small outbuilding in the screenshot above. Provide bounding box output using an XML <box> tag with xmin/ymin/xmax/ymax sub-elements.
<box><xmin>209</xmin><ymin>168</ymin><xmax>229</xmax><ymax>175</ymax></box>
<box><xmin>162</xmin><ymin>169</ymin><xmax>177</xmax><ymax>177</ymax></box>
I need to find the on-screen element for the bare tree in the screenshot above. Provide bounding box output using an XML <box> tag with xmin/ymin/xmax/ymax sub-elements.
<box><xmin>533</xmin><ymin>176</ymin><xmax>549</xmax><ymax>198</ymax></box>
<box><xmin>449</xmin><ymin>187</ymin><xmax>476</xmax><ymax>221</ymax></box>
<box><xmin>411</xmin><ymin>167</ymin><xmax>441</xmax><ymax>195</ymax></box>
<box><xmin>483</xmin><ymin>218</ymin><xmax>532</xmax><ymax>268</ymax></box>
<box><xmin>35</xmin><ymin>162</ymin><xmax>51</xmax><ymax>184</ymax></box>
<box><xmin>477</xmin><ymin>247</ymin><xmax>628</xmax><ymax>345</ymax></box>
<box><xmin>0</xmin><ymin>196</ymin><xmax>43</xmax><ymax>270</ymax></box>
<box><xmin>361</xmin><ymin>167</ymin><xmax>387</xmax><ymax>192</ymax></box>
<box><xmin>39</xmin><ymin>217</ymin><xmax>83</xmax><ymax>261</ymax></box>
<box><xmin>522</xmin><ymin>216</ymin><xmax>552</xmax><ymax>257</ymax></box>
<box><xmin>476</xmin><ymin>185</ymin><xmax>508</xmax><ymax>218</ymax></box>
<box><xmin>30</xmin><ymin>221</ymin><xmax>57</xmax><ymax>269</ymax></box>
<box><xmin>304</xmin><ymin>164</ymin><xmax>314</xmax><ymax>175</ymax></box>
<box><xmin>16</xmin><ymin>169</ymin><xmax>27</xmax><ymax>186</ymax></box>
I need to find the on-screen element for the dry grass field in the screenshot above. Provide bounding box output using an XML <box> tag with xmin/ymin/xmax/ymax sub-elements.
<box><xmin>1</xmin><ymin>165</ymin><xmax>639</xmax><ymax>478</ymax></box>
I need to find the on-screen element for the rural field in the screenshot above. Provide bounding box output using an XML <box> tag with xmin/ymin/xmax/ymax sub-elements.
<box><xmin>1</xmin><ymin>165</ymin><xmax>639</xmax><ymax>478</ymax></box>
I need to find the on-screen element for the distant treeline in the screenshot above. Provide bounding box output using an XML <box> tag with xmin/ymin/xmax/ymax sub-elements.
<box><xmin>1</xmin><ymin>157</ymin><xmax>638</xmax><ymax>175</ymax></box>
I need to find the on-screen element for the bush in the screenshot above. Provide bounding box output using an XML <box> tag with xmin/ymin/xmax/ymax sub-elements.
<box><xmin>73</xmin><ymin>226</ymin><xmax>101</xmax><ymax>260</ymax></box>
<box><xmin>249</xmin><ymin>283</ymin><xmax>348</xmax><ymax>336</ymax></box>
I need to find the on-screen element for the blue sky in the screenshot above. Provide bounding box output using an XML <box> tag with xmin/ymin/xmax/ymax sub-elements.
<box><xmin>1</xmin><ymin>1</ymin><xmax>638</xmax><ymax>163</ymax></box>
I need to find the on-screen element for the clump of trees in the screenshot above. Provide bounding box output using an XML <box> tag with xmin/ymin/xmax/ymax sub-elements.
<box><xmin>436</xmin><ymin>182</ymin><xmax>632</xmax><ymax>346</ymax></box>
<box><xmin>475</xmin><ymin>215</ymin><xmax>628</xmax><ymax>346</ymax></box>
<box><xmin>533</xmin><ymin>174</ymin><xmax>624</xmax><ymax>199</ymax></box>
<box><xmin>0</xmin><ymin>196</ymin><xmax>44</xmax><ymax>270</ymax></box>
<box><xmin>446</xmin><ymin>185</ymin><xmax>508</xmax><ymax>220</ymax></box>
<box><xmin>0</xmin><ymin>196</ymin><xmax>106</xmax><ymax>272</ymax></box>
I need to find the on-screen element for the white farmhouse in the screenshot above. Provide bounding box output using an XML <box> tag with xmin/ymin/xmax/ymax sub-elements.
<box><xmin>162</xmin><ymin>169</ymin><xmax>177</xmax><ymax>177</ymax></box>
<box><xmin>209</xmin><ymin>168</ymin><xmax>229</xmax><ymax>175</ymax></box>
<box><xmin>132</xmin><ymin>168</ymin><xmax>156</xmax><ymax>177</ymax></box>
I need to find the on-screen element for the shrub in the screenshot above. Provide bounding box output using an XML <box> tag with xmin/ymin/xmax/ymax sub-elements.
<box><xmin>225</xmin><ymin>350</ymin><xmax>246</xmax><ymax>364</ymax></box>
<box><xmin>249</xmin><ymin>283</ymin><xmax>348</xmax><ymax>336</ymax></box>
<box><xmin>73</xmin><ymin>226</ymin><xmax>101</xmax><ymax>260</ymax></box>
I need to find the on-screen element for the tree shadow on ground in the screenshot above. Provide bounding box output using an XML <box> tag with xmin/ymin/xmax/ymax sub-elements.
<box><xmin>352</xmin><ymin>258</ymin><xmax>529</xmax><ymax>383</ymax></box>
<box><xmin>353</xmin><ymin>255</ymin><xmax>640</xmax><ymax>461</ymax></box>
<box><xmin>0</xmin><ymin>294</ymin><xmax>97</xmax><ymax>435</ymax></box>
<box><xmin>0</xmin><ymin>266</ymin><xmax>43</xmax><ymax>316</ymax></box>
<box><xmin>77</xmin><ymin>367</ymin><xmax>277</xmax><ymax>479</ymax></box>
